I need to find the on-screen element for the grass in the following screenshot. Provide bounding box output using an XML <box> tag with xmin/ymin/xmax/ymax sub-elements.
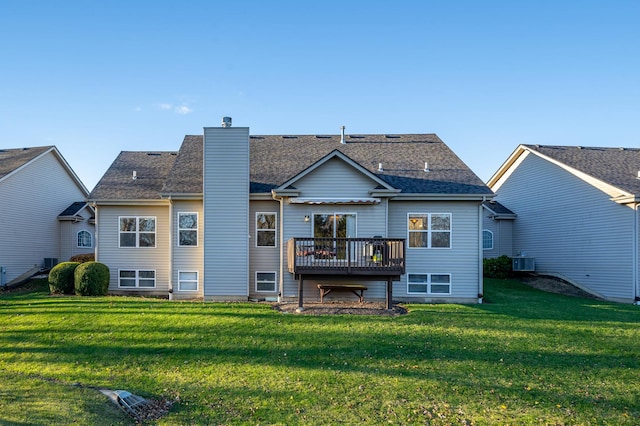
<box><xmin>0</xmin><ymin>278</ymin><xmax>639</xmax><ymax>425</ymax></box>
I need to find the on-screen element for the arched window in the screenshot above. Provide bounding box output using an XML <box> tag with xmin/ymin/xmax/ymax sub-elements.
<box><xmin>77</xmin><ymin>230</ymin><xmax>92</xmax><ymax>248</ymax></box>
<box><xmin>482</xmin><ymin>230</ymin><xmax>493</xmax><ymax>250</ymax></box>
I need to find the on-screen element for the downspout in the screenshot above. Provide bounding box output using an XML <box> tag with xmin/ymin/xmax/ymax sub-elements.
<box><xmin>93</xmin><ymin>204</ymin><xmax>99</xmax><ymax>261</ymax></box>
<box><xmin>168</xmin><ymin>197</ymin><xmax>174</xmax><ymax>300</ymax></box>
<box><xmin>635</xmin><ymin>204</ymin><xmax>639</xmax><ymax>305</ymax></box>
<box><xmin>272</xmin><ymin>192</ymin><xmax>285</xmax><ymax>303</ymax></box>
<box><xmin>478</xmin><ymin>196</ymin><xmax>486</xmax><ymax>303</ymax></box>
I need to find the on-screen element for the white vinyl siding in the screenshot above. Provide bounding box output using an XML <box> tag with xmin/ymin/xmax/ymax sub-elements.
<box><xmin>0</xmin><ymin>149</ymin><xmax>88</xmax><ymax>283</ymax></box>
<box><xmin>249</xmin><ymin>201</ymin><xmax>281</xmax><ymax>299</ymax></box>
<box><xmin>95</xmin><ymin>205</ymin><xmax>170</xmax><ymax>294</ymax></box>
<box><xmin>203</xmin><ymin>127</ymin><xmax>250</xmax><ymax>298</ymax></box>
<box><xmin>390</xmin><ymin>201</ymin><xmax>481</xmax><ymax>300</ymax></box>
<box><xmin>172</xmin><ymin>201</ymin><xmax>204</xmax><ymax>297</ymax></box>
<box><xmin>494</xmin><ymin>152</ymin><xmax>635</xmax><ymax>300</ymax></box>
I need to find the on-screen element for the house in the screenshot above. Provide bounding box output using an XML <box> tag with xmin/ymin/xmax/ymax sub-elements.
<box><xmin>481</xmin><ymin>200</ymin><xmax>516</xmax><ymax>258</ymax></box>
<box><xmin>88</xmin><ymin>118</ymin><xmax>493</xmax><ymax>306</ymax></box>
<box><xmin>0</xmin><ymin>146</ymin><xmax>94</xmax><ymax>287</ymax></box>
<box><xmin>488</xmin><ymin>144</ymin><xmax>640</xmax><ymax>304</ymax></box>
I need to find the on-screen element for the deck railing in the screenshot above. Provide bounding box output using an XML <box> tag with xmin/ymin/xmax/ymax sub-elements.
<box><xmin>287</xmin><ymin>237</ymin><xmax>406</xmax><ymax>276</ymax></box>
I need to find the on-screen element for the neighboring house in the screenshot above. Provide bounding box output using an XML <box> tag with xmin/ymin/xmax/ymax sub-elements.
<box><xmin>0</xmin><ymin>146</ymin><xmax>93</xmax><ymax>287</ymax></box>
<box><xmin>88</xmin><ymin>119</ymin><xmax>493</xmax><ymax>306</ymax></box>
<box><xmin>488</xmin><ymin>144</ymin><xmax>640</xmax><ymax>304</ymax></box>
<box><xmin>481</xmin><ymin>200</ymin><xmax>516</xmax><ymax>258</ymax></box>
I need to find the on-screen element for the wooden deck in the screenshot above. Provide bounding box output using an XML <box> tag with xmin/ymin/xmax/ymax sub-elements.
<box><xmin>287</xmin><ymin>237</ymin><xmax>406</xmax><ymax>309</ymax></box>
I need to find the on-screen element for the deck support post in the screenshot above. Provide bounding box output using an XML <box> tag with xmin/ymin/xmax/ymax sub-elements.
<box><xmin>297</xmin><ymin>275</ymin><xmax>304</xmax><ymax>311</ymax></box>
<box><xmin>386</xmin><ymin>277</ymin><xmax>393</xmax><ymax>310</ymax></box>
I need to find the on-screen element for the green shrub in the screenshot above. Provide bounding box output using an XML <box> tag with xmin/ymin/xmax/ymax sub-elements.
<box><xmin>74</xmin><ymin>262</ymin><xmax>110</xmax><ymax>296</ymax></box>
<box><xmin>483</xmin><ymin>255</ymin><xmax>512</xmax><ymax>279</ymax></box>
<box><xmin>69</xmin><ymin>253</ymin><xmax>95</xmax><ymax>263</ymax></box>
<box><xmin>48</xmin><ymin>262</ymin><xmax>80</xmax><ymax>294</ymax></box>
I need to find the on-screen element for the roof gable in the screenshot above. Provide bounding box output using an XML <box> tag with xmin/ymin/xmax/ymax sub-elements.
<box><xmin>489</xmin><ymin>144</ymin><xmax>640</xmax><ymax>198</ymax></box>
<box><xmin>0</xmin><ymin>146</ymin><xmax>89</xmax><ymax>196</ymax></box>
<box><xmin>274</xmin><ymin>150</ymin><xmax>395</xmax><ymax>193</ymax></box>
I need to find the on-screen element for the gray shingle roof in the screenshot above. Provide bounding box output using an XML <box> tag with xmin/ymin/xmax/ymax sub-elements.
<box><xmin>525</xmin><ymin>145</ymin><xmax>640</xmax><ymax>195</ymax></box>
<box><xmin>482</xmin><ymin>200</ymin><xmax>516</xmax><ymax>217</ymax></box>
<box><xmin>89</xmin><ymin>151</ymin><xmax>177</xmax><ymax>200</ymax></box>
<box><xmin>59</xmin><ymin>201</ymin><xmax>88</xmax><ymax>217</ymax></box>
<box><xmin>0</xmin><ymin>146</ymin><xmax>52</xmax><ymax>180</ymax></box>
<box><xmin>91</xmin><ymin>133</ymin><xmax>491</xmax><ymax>200</ymax></box>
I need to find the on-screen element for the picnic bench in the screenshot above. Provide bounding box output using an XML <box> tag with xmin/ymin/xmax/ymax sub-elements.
<box><xmin>317</xmin><ymin>284</ymin><xmax>368</xmax><ymax>303</ymax></box>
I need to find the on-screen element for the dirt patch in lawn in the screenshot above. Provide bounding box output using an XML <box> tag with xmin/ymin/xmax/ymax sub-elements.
<box><xmin>274</xmin><ymin>301</ymin><xmax>408</xmax><ymax>316</ymax></box>
<box><xmin>518</xmin><ymin>274</ymin><xmax>602</xmax><ymax>299</ymax></box>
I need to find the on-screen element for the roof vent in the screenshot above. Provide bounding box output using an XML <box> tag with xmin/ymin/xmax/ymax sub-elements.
<box><xmin>132</xmin><ymin>171</ymin><xmax>137</xmax><ymax>180</ymax></box>
<box><xmin>636</xmin><ymin>171</ymin><xmax>640</xmax><ymax>180</ymax></box>
<box><xmin>378</xmin><ymin>163</ymin><xmax>384</xmax><ymax>172</ymax></box>
<box><xmin>340</xmin><ymin>126</ymin><xmax>346</xmax><ymax>144</ymax></box>
<box><xmin>424</xmin><ymin>161</ymin><xmax>430</xmax><ymax>172</ymax></box>
<box><xmin>221</xmin><ymin>116</ymin><xmax>232</xmax><ymax>128</ymax></box>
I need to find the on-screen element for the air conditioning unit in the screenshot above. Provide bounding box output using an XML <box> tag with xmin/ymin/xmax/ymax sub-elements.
<box><xmin>43</xmin><ymin>258</ymin><xmax>58</xmax><ymax>270</ymax></box>
<box><xmin>512</xmin><ymin>257</ymin><xmax>535</xmax><ymax>272</ymax></box>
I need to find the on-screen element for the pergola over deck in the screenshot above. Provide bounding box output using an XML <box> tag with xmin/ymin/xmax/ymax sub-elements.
<box><xmin>287</xmin><ymin>237</ymin><xmax>406</xmax><ymax>310</ymax></box>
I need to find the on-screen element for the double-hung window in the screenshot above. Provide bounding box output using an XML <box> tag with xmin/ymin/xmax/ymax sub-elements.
<box><xmin>408</xmin><ymin>213</ymin><xmax>451</xmax><ymax>248</ymax></box>
<box><xmin>256</xmin><ymin>213</ymin><xmax>276</xmax><ymax>247</ymax></box>
<box><xmin>407</xmin><ymin>273</ymin><xmax>451</xmax><ymax>295</ymax></box>
<box><xmin>119</xmin><ymin>270</ymin><xmax>156</xmax><ymax>288</ymax></box>
<box><xmin>119</xmin><ymin>217</ymin><xmax>156</xmax><ymax>248</ymax></box>
<box><xmin>178</xmin><ymin>213</ymin><xmax>198</xmax><ymax>246</ymax></box>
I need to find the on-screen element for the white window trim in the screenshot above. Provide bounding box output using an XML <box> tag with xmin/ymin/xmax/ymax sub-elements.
<box><xmin>482</xmin><ymin>229</ymin><xmax>494</xmax><ymax>250</ymax></box>
<box><xmin>77</xmin><ymin>230</ymin><xmax>92</xmax><ymax>248</ymax></box>
<box><xmin>407</xmin><ymin>212</ymin><xmax>452</xmax><ymax>249</ymax></box>
<box><xmin>118</xmin><ymin>269</ymin><xmax>156</xmax><ymax>289</ymax></box>
<box><xmin>255</xmin><ymin>271</ymin><xmax>277</xmax><ymax>293</ymax></box>
<box><xmin>178</xmin><ymin>270</ymin><xmax>199</xmax><ymax>292</ymax></box>
<box><xmin>255</xmin><ymin>212</ymin><xmax>277</xmax><ymax>248</ymax></box>
<box><xmin>178</xmin><ymin>212</ymin><xmax>199</xmax><ymax>247</ymax></box>
<box><xmin>407</xmin><ymin>272</ymin><xmax>452</xmax><ymax>295</ymax></box>
<box><xmin>118</xmin><ymin>216</ymin><xmax>157</xmax><ymax>248</ymax></box>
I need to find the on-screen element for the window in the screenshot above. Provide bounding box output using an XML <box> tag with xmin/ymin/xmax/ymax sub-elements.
<box><xmin>482</xmin><ymin>230</ymin><xmax>493</xmax><ymax>250</ymax></box>
<box><xmin>407</xmin><ymin>273</ymin><xmax>451</xmax><ymax>295</ymax></box>
<box><xmin>313</xmin><ymin>213</ymin><xmax>356</xmax><ymax>260</ymax></box>
<box><xmin>119</xmin><ymin>270</ymin><xmax>156</xmax><ymax>288</ymax></box>
<box><xmin>408</xmin><ymin>213</ymin><xmax>451</xmax><ymax>248</ymax></box>
<box><xmin>256</xmin><ymin>271</ymin><xmax>277</xmax><ymax>292</ymax></box>
<box><xmin>119</xmin><ymin>217</ymin><xmax>156</xmax><ymax>248</ymax></box>
<box><xmin>256</xmin><ymin>213</ymin><xmax>276</xmax><ymax>247</ymax></box>
<box><xmin>178</xmin><ymin>213</ymin><xmax>198</xmax><ymax>246</ymax></box>
<box><xmin>77</xmin><ymin>230</ymin><xmax>92</xmax><ymax>248</ymax></box>
<box><xmin>178</xmin><ymin>271</ymin><xmax>198</xmax><ymax>291</ymax></box>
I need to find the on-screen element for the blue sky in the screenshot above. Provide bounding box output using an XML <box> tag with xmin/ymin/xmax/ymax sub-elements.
<box><xmin>1</xmin><ymin>1</ymin><xmax>639</xmax><ymax>192</ymax></box>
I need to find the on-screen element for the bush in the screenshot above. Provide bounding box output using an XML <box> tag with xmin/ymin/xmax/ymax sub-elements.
<box><xmin>74</xmin><ymin>262</ymin><xmax>110</xmax><ymax>296</ymax></box>
<box><xmin>483</xmin><ymin>255</ymin><xmax>512</xmax><ymax>279</ymax></box>
<box><xmin>69</xmin><ymin>253</ymin><xmax>95</xmax><ymax>263</ymax></box>
<box><xmin>48</xmin><ymin>262</ymin><xmax>80</xmax><ymax>294</ymax></box>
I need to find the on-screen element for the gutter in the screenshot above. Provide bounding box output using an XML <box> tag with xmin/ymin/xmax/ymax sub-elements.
<box><xmin>635</xmin><ymin>204</ymin><xmax>639</xmax><ymax>305</ymax></box>
<box><xmin>478</xmin><ymin>196</ymin><xmax>486</xmax><ymax>303</ymax></box>
<box><xmin>271</xmin><ymin>191</ymin><xmax>285</xmax><ymax>302</ymax></box>
<box><xmin>168</xmin><ymin>197</ymin><xmax>174</xmax><ymax>300</ymax></box>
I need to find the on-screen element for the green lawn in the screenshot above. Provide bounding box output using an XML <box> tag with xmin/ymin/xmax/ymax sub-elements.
<box><xmin>1</xmin><ymin>278</ymin><xmax>638</xmax><ymax>425</ymax></box>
